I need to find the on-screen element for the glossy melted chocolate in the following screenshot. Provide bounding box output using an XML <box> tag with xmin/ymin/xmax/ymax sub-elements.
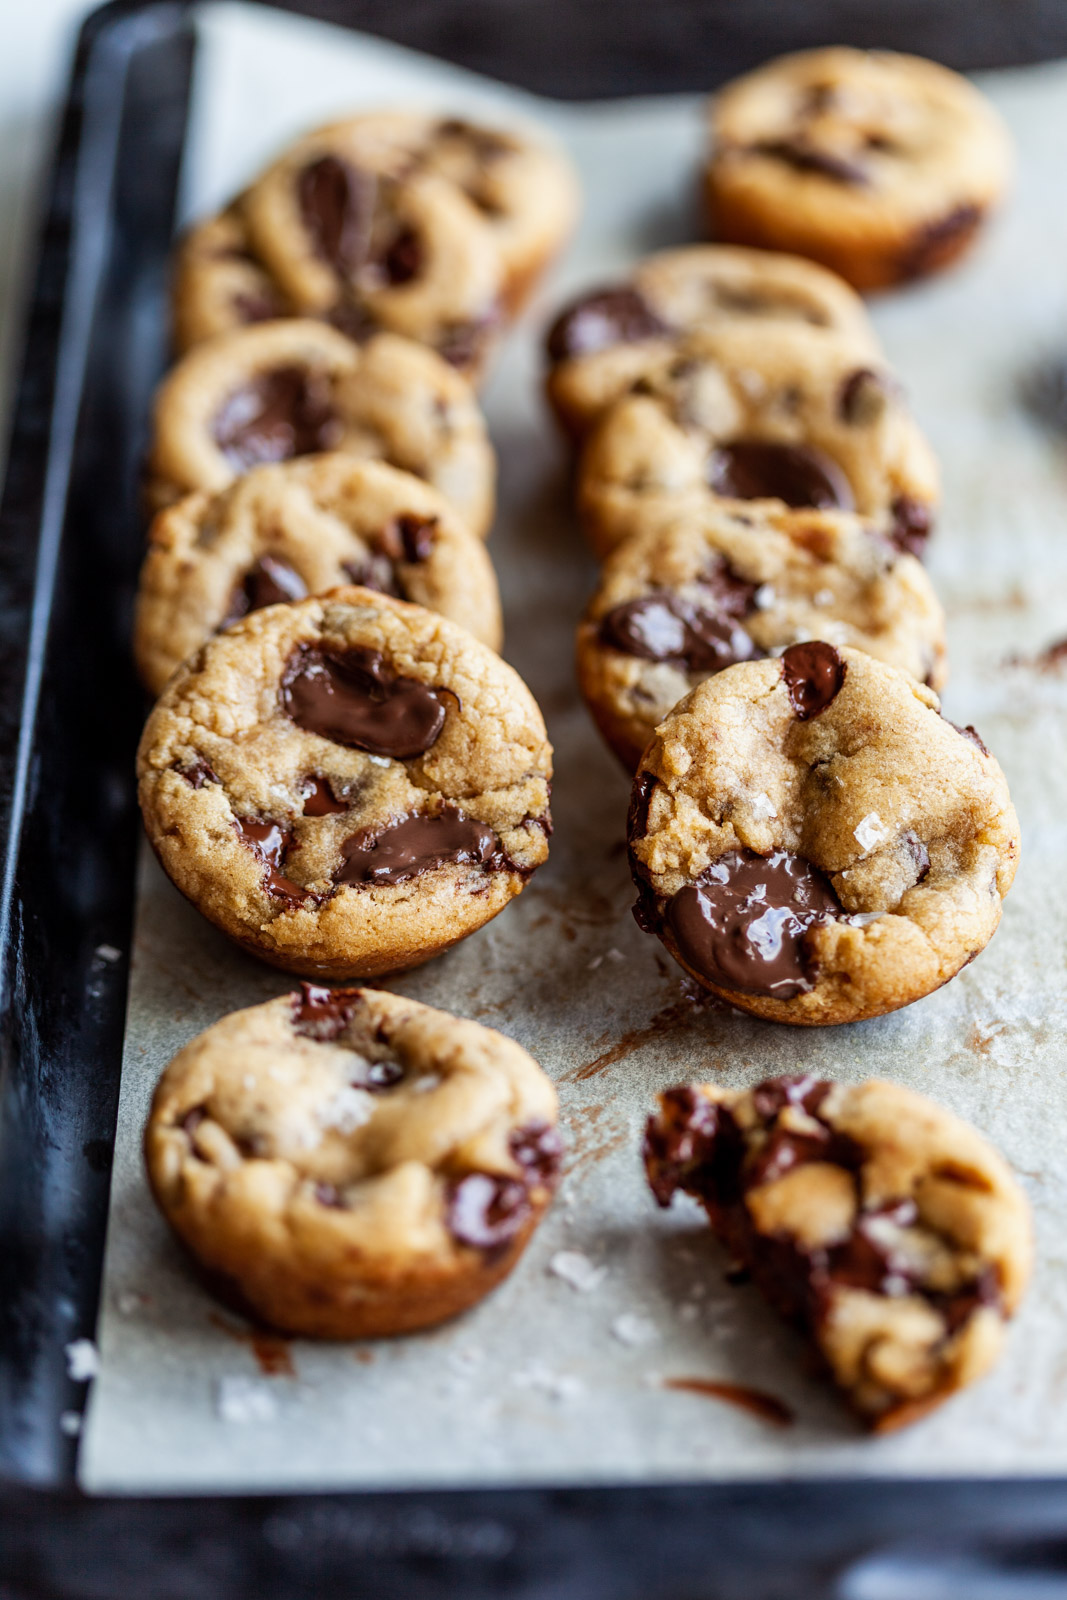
<box><xmin>643</xmin><ymin>1075</ymin><xmax>1002</xmax><ymax>1341</ymax></box>
<box><xmin>234</xmin><ymin>816</ymin><xmax>310</xmax><ymax>903</ymax></box>
<box><xmin>298</xmin><ymin>155</ymin><xmax>374</xmax><ymax>274</ymax></box>
<box><xmin>291</xmin><ymin>981</ymin><xmax>359</xmax><ymax>1040</ymax></box>
<box><xmin>709</xmin><ymin>440</ymin><xmax>854</xmax><ymax>512</ymax></box>
<box><xmin>221</xmin><ymin>555</ymin><xmax>307</xmax><ymax>627</ymax></box>
<box><xmin>282</xmin><ymin>646</ymin><xmax>446</xmax><ymax>758</ymax></box>
<box><xmin>666</xmin><ymin>849</ymin><xmax>843</xmax><ymax>999</ymax></box>
<box><xmin>599</xmin><ymin>562</ymin><xmax>759</xmax><ymax>674</ymax></box>
<box><xmin>335</xmin><ymin>808</ymin><xmax>502</xmax><ymax>887</ymax></box>
<box><xmin>546</xmin><ymin>286</ymin><xmax>670</xmax><ymax>362</ymax></box>
<box><xmin>780</xmin><ymin>640</ymin><xmax>847</xmax><ymax>719</ymax></box>
<box><xmin>213</xmin><ymin>366</ymin><xmax>342</xmax><ymax>472</ymax></box>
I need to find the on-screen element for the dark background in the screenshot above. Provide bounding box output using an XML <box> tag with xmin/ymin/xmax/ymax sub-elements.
<box><xmin>262</xmin><ymin>0</ymin><xmax>1067</xmax><ymax>97</ymax></box>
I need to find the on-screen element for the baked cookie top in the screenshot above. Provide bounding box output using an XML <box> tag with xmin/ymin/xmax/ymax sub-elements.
<box><xmin>628</xmin><ymin>644</ymin><xmax>1018</xmax><ymax>1025</ymax></box>
<box><xmin>577</xmin><ymin>321</ymin><xmax>938</xmax><ymax>556</ymax></box>
<box><xmin>137</xmin><ymin>590</ymin><xmax>552</xmax><ymax>978</ymax></box>
<box><xmin>707</xmin><ymin>49</ymin><xmax>1012</xmax><ymax>288</ymax></box>
<box><xmin>135</xmin><ymin>455</ymin><xmax>503</xmax><ymax>695</ymax></box>
<box><xmin>576</xmin><ymin>501</ymin><xmax>946</xmax><ymax>771</ymax></box>
<box><xmin>173</xmin><ymin>110</ymin><xmax>579</xmax><ymax>378</ymax></box>
<box><xmin>645</xmin><ymin>1075</ymin><xmax>1032</xmax><ymax>1429</ymax></box>
<box><xmin>546</xmin><ymin>244</ymin><xmax>878</xmax><ymax>440</ymax></box>
<box><xmin>146</xmin><ymin>320</ymin><xmax>496</xmax><ymax>539</ymax></box>
<box><xmin>146</xmin><ymin>984</ymin><xmax>562</xmax><ymax>1278</ymax></box>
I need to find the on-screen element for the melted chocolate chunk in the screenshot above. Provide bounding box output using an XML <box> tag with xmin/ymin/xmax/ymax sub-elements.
<box><xmin>889</xmin><ymin>494</ymin><xmax>932</xmax><ymax>560</ymax></box>
<box><xmin>643</xmin><ymin>1085</ymin><xmax>729</xmax><ymax>1207</ymax></box>
<box><xmin>752</xmin><ymin>138</ymin><xmax>869</xmax><ymax>185</ymax></box>
<box><xmin>627</xmin><ymin>771</ymin><xmax>658</xmax><ymax>844</ymax></box>
<box><xmin>709</xmin><ymin>440</ymin><xmax>854</xmax><ymax>511</ymax></box>
<box><xmin>326</xmin><ymin>300</ymin><xmax>380</xmax><ymax>343</ymax></box>
<box><xmin>901</xmin><ymin>204</ymin><xmax>981</xmax><ymax>279</ymax></box>
<box><xmin>221</xmin><ymin>555</ymin><xmax>307</xmax><ymax>627</ymax></box>
<box><xmin>178</xmin><ymin>759</ymin><xmax>219</xmax><ymax>789</ymax></box>
<box><xmin>666</xmin><ymin>849</ymin><xmax>844</xmax><ymax>999</ymax></box>
<box><xmin>380</xmin><ymin>226</ymin><xmax>421</xmax><ymax>285</ymax></box>
<box><xmin>342</xmin><ymin>553</ymin><xmax>401</xmax><ymax>597</ymax></box>
<box><xmin>902</xmin><ymin>831</ymin><xmax>931</xmax><ymax>884</ymax></box>
<box><xmin>750</xmin><ymin>1074</ymin><xmax>832</xmax><ymax>1123</ymax></box>
<box><xmin>298</xmin><ymin>155</ymin><xmax>374</xmax><ymax>274</ymax></box>
<box><xmin>213</xmin><ymin>366</ymin><xmax>342</xmax><ymax>472</ymax></box>
<box><xmin>781</xmin><ymin>640</ymin><xmax>847</xmax><ymax>720</ymax></box>
<box><xmin>282</xmin><ymin>646</ymin><xmax>447</xmax><ymax>758</ymax></box>
<box><xmin>509</xmin><ymin>1123</ymin><xmax>564</xmax><ymax>1188</ymax></box>
<box><xmin>233</xmin><ymin>289</ymin><xmax>284</xmax><ymax>325</ymax></box>
<box><xmin>381</xmin><ymin>512</ymin><xmax>438</xmax><ymax>565</ymax></box>
<box><xmin>447</xmin><ymin>1172</ymin><xmax>530</xmax><ymax>1252</ymax></box>
<box><xmin>838</xmin><ymin>368</ymin><xmax>890</xmax><ymax>425</ymax></box>
<box><xmin>436</xmin><ymin>316</ymin><xmax>496</xmax><ymax>371</ymax></box>
<box><xmin>645</xmin><ymin>1075</ymin><xmax>1006</xmax><ymax>1366</ymax></box>
<box><xmin>292</xmin><ymin>981</ymin><xmax>359</xmax><ymax>1041</ymax></box>
<box><xmin>301</xmin><ymin>776</ymin><xmax>349</xmax><ymax>816</ymax></box>
<box><xmin>546</xmin><ymin>286</ymin><xmax>670</xmax><ymax>362</ymax></box>
<box><xmin>950</xmin><ymin>721</ymin><xmax>989</xmax><ymax>757</ymax></box>
<box><xmin>599</xmin><ymin>591</ymin><xmax>758</xmax><ymax>674</ymax></box>
<box><xmin>234</xmin><ymin>817</ymin><xmax>310</xmax><ymax>903</ymax></box>
<box><xmin>314</xmin><ymin>1182</ymin><xmax>344</xmax><ymax>1207</ymax></box>
<box><xmin>335</xmin><ymin>808</ymin><xmax>502</xmax><ymax>886</ymax></box>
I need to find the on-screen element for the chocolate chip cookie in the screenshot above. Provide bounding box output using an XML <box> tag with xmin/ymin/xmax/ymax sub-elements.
<box><xmin>547</xmin><ymin>244</ymin><xmax>879</xmax><ymax>441</ymax></box>
<box><xmin>173</xmin><ymin>111</ymin><xmax>579</xmax><ymax>380</ymax></box>
<box><xmin>137</xmin><ymin>590</ymin><xmax>552</xmax><ymax>977</ymax></box>
<box><xmin>145</xmin><ymin>320</ymin><xmax>496</xmax><ymax>539</ymax></box>
<box><xmin>577</xmin><ymin>501</ymin><xmax>947</xmax><ymax>771</ymax></box>
<box><xmin>628</xmin><ymin>645</ymin><xmax>1018</xmax><ymax>1025</ymax></box>
<box><xmin>706</xmin><ymin>49</ymin><xmax>1012</xmax><ymax>290</ymax></box>
<box><xmin>645</xmin><ymin>1075</ymin><xmax>1032</xmax><ymax>1429</ymax></box>
<box><xmin>135</xmin><ymin>455</ymin><xmax>503</xmax><ymax>696</ymax></box>
<box><xmin>577</xmin><ymin>321</ymin><xmax>939</xmax><ymax>557</ymax></box>
<box><xmin>145</xmin><ymin>985</ymin><xmax>562</xmax><ymax>1338</ymax></box>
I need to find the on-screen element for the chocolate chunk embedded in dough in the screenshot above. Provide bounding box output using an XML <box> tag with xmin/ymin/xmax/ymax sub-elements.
<box><xmin>298</xmin><ymin>155</ymin><xmax>375</xmax><ymax>274</ymax></box>
<box><xmin>335</xmin><ymin>809</ymin><xmax>502</xmax><ymax>886</ymax></box>
<box><xmin>709</xmin><ymin>440</ymin><xmax>854</xmax><ymax>511</ymax></box>
<box><xmin>781</xmin><ymin>640</ymin><xmax>847</xmax><ymax>720</ymax></box>
<box><xmin>666</xmin><ymin>849</ymin><xmax>843</xmax><ymax>999</ymax></box>
<box><xmin>213</xmin><ymin>366</ymin><xmax>342</xmax><ymax>471</ymax></box>
<box><xmin>546</xmin><ymin>286</ymin><xmax>670</xmax><ymax>362</ymax></box>
<box><xmin>282</xmin><ymin>646</ymin><xmax>447</xmax><ymax>758</ymax></box>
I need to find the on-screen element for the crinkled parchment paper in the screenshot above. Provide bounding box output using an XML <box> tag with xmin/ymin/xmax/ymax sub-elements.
<box><xmin>81</xmin><ymin>1</ymin><xmax>1067</xmax><ymax>1491</ymax></box>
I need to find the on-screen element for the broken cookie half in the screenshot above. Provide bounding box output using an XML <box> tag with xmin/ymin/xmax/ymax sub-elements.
<box><xmin>644</xmin><ymin>1074</ymin><xmax>1032</xmax><ymax>1430</ymax></box>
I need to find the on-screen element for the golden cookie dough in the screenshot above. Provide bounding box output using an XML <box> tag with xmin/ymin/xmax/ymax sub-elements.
<box><xmin>145</xmin><ymin>320</ymin><xmax>496</xmax><ymax>539</ymax></box>
<box><xmin>645</xmin><ymin>1076</ymin><xmax>1032</xmax><ymax>1429</ymax></box>
<box><xmin>145</xmin><ymin>985</ymin><xmax>562</xmax><ymax>1338</ymax></box>
<box><xmin>628</xmin><ymin>644</ymin><xmax>1018</xmax><ymax>1025</ymax></box>
<box><xmin>546</xmin><ymin>244</ymin><xmax>879</xmax><ymax>441</ymax></box>
<box><xmin>706</xmin><ymin>49</ymin><xmax>1012</xmax><ymax>290</ymax></box>
<box><xmin>137</xmin><ymin>589</ymin><xmax>552</xmax><ymax>978</ymax></box>
<box><xmin>577</xmin><ymin>321</ymin><xmax>939</xmax><ymax>557</ymax></box>
<box><xmin>577</xmin><ymin>501</ymin><xmax>947</xmax><ymax>771</ymax></box>
<box><xmin>173</xmin><ymin>110</ymin><xmax>580</xmax><ymax>380</ymax></box>
<box><xmin>135</xmin><ymin>455</ymin><xmax>503</xmax><ymax>695</ymax></box>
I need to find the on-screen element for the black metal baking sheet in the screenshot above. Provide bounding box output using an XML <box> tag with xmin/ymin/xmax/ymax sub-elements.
<box><xmin>2</xmin><ymin>1</ymin><xmax>1067</xmax><ymax>1594</ymax></box>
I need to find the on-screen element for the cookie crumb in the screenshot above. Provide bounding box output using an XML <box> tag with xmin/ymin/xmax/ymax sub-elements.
<box><xmin>94</xmin><ymin>944</ymin><xmax>122</xmax><ymax>963</ymax></box>
<box><xmin>513</xmin><ymin>1362</ymin><xmax>584</xmax><ymax>1401</ymax></box>
<box><xmin>59</xmin><ymin>1410</ymin><xmax>83</xmax><ymax>1437</ymax></box>
<box><xmin>548</xmin><ymin>1250</ymin><xmax>607</xmax><ymax>1292</ymax></box>
<box><xmin>611</xmin><ymin>1312</ymin><xmax>659</xmax><ymax>1347</ymax></box>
